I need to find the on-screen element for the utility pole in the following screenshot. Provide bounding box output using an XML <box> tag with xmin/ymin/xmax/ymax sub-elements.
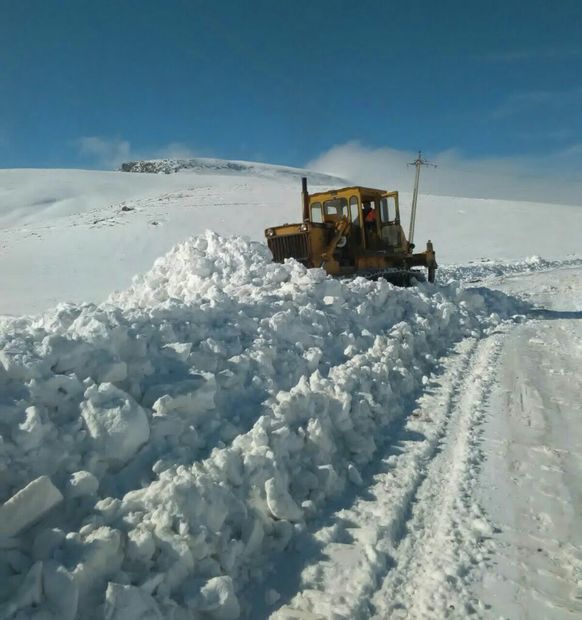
<box><xmin>407</xmin><ymin>151</ymin><xmax>436</xmax><ymax>246</ymax></box>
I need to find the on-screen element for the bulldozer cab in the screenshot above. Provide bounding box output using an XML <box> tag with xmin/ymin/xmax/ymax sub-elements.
<box><xmin>308</xmin><ymin>187</ymin><xmax>403</xmax><ymax>251</ymax></box>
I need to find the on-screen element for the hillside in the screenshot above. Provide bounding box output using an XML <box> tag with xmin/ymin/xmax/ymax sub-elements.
<box><xmin>0</xmin><ymin>159</ymin><xmax>581</xmax><ymax>314</ymax></box>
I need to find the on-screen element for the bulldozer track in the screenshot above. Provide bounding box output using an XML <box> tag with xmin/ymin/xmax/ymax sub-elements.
<box><xmin>370</xmin><ymin>334</ymin><xmax>503</xmax><ymax>619</ymax></box>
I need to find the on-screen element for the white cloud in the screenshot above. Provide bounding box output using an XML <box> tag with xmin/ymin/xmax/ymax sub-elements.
<box><xmin>77</xmin><ymin>136</ymin><xmax>132</xmax><ymax>169</ymax></box>
<box><xmin>153</xmin><ymin>142</ymin><xmax>197</xmax><ymax>160</ymax></box>
<box><xmin>75</xmin><ymin>137</ymin><xmax>198</xmax><ymax>169</ymax></box>
<box><xmin>307</xmin><ymin>141</ymin><xmax>582</xmax><ymax>205</ymax></box>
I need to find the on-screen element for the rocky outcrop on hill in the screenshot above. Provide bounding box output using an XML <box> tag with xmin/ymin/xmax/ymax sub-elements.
<box><xmin>120</xmin><ymin>157</ymin><xmax>347</xmax><ymax>184</ymax></box>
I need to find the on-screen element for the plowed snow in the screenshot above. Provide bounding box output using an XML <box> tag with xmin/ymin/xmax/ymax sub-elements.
<box><xmin>0</xmin><ymin>232</ymin><xmax>528</xmax><ymax>619</ymax></box>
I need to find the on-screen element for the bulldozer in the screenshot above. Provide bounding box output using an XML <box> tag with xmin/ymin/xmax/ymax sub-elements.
<box><xmin>265</xmin><ymin>178</ymin><xmax>437</xmax><ymax>284</ymax></box>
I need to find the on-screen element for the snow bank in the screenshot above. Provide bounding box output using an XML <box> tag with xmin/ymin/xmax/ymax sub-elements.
<box><xmin>0</xmin><ymin>232</ymin><xmax>523</xmax><ymax>618</ymax></box>
<box><xmin>439</xmin><ymin>254</ymin><xmax>582</xmax><ymax>283</ymax></box>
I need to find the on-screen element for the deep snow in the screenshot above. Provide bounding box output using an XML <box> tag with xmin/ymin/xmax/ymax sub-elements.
<box><xmin>244</xmin><ymin>268</ymin><xmax>582</xmax><ymax>620</ymax></box>
<box><xmin>1</xmin><ymin>160</ymin><xmax>582</xmax><ymax>620</ymax></box>
<box><xmin>0</xmin><ymin>231</ymin><xmax>527</xmax><ymax>619</ymax></box>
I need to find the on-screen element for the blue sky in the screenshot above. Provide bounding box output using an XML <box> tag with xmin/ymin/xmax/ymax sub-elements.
<box><xmin>1</xmin><ymin>0</ymin><xmax>582</xmax><ymax>188</ymax></box>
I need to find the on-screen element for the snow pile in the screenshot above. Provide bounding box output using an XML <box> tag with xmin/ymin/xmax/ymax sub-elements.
<box><xmin>0</xmin><ymin>232</ymin><xmax>523</xmax><ymax>619</ymax></box>
<box><xmin>439</xmin><ymin>254</ymin><xmax>582</xmax><ymax>283</ymax></box>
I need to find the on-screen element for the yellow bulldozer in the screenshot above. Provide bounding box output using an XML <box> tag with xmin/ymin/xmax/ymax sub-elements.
<box><xmin>265</xmin><ymin>178</ymin><xmax>437</xmax><ymax>284</ymax></box>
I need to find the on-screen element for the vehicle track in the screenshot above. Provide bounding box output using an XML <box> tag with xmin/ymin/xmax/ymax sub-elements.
<box><xmin>266</xmin><ymin>332</ymin><xmax>505</xmax><ymax>619</ymax></box>
<box><xmin>370</xmin><ymin>334</ymin><xmax>502</xmax><ymax>619</ymax></box>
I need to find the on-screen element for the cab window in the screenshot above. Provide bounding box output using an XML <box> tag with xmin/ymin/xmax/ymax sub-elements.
<box><xmin>380</xmin><ymin>196</ymin><xmax>396</xmax><ymax>223</ymax></box>
<box><xmin>349</xmin><ymin>196</ymin><xmax>359</xmax><ymax>223</ymax></box>
<box><xmin>311</xmin><ymin>202</ymin><xmax>323</xmax><ymax>223</ymax></box>
<box><xmin>323</xmin><ymin>197</ymin><xmax>348</xmax><ymax>217</ymax></box>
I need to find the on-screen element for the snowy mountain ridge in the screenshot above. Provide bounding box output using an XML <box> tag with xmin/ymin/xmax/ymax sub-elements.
<box><xmin>119</xmin><ymin>157</ymin><xmax>348</xmax><ymax>185</ymax></box>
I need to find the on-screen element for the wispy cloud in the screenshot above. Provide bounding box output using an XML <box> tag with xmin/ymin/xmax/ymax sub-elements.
<box><xmin>491</xmin><ymin>87</ymin><xmax>582</xmax><ymax>119</ymax></box>
<box><xmin>76</xmin><ymin>137</ymin><xmax>131</xmax><ymax>169</ymax></box>
<box><xmin>152</xmin><ymin>142</ymin><xmax>198</xmax><ymax>160</ymax></box>
<box><xmin>307</xmin><ymin>141</ymin><xmax>582</xmax><ymax>205</ymax></box>
<box><xmin>75</xmin><ymin>136</ymin><xmax>198</xmax><ymax>169</ymax></box>
<box><xmin>553</xmin><ymin>142</ymin><xmax>582</xmax><ymax>158</ymax></box>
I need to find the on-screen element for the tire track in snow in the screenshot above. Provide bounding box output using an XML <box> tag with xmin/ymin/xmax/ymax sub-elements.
<box><xmin>370</xmin><ymin>333</ymin><xmax>503</xmax><ymax>619</ymax></box>
<box><xmin>265</xmin><ymin>333</ymin><xmax>505</xmax><ymax>619</ymax></box>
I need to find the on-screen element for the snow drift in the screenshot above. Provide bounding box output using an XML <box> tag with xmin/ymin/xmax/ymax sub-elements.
<box><xmin>0</xmin><ymin>232</ymin><xmax>524</xmax><ymax>619</ymax></box>
<box><xmin>439</xmin><ymin>255</ymin><xmax>582</xmax><ymax>283</ymax></box>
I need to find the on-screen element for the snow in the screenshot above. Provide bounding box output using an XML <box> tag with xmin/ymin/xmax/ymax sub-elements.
<box><xmin>1</xmin><ymin>159</ymin><xmax>581</xmax><ymax>315</ymax></box>
<box><xmin>120</xmin><ymin>157</ymin><xmax>346</xmax><ymax>186</ymax></box>
<box><xmin>185</xmin><ymin>575</ymin><xmax>241</xmax><ymax>619</ymax></box>
<box><xmin>0</xmin><ymin>227</ymin><xmax>527</xmax><ymax>618</ymax></box>
<box><xmin>1</xmin><ymin>158</ymin><xmax>581</xmax><ymax>619</ymax></box>
<box><xmin>0</xmin><ymin>162</ymin><xmax>344</xmax><ymax>315</ymax></box>
<box><xmin>253</xmin><ymin>267</ymin><xmax>582</xmax><ymax>620</ymax></box>
<box><xmin>265</xmin><ymin>477</ymin><xmax>303</xmax><ymax>522</ymax></box>
<box><xmin>470</xmin><ymin>267</ymin><xmax>582</xmax><ymax>619</ymax></box>
<box><xmin>65</xmin><ymin>471</ymin><xmax>99</xmax><ymax>499</ymax></box>
<box><xmin>0</xmin><ymin>476</ymin><xmax>63</xmax><ymax>538</ymax></box>
<box><xmin>104</xmin><ymin>583</ymin><xmax>163</xmax><ymax>620</ymax></box>
<box><xmin>81</xmin><ymin>383</ymin><xmax>150</xmax><ymax>466</ymax></box>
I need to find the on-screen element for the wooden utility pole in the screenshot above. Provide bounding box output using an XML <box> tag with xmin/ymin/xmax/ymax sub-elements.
<box><xmin>408</xmin><ymin>151</ymin><xmax>436</xmax><ymax>245</ymax></box>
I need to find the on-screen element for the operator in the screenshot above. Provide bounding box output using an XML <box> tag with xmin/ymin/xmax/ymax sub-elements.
<box><xmin>363</xmin><ymin>202</ymin><xmax>377</xmax><ymax>232</ymax></box>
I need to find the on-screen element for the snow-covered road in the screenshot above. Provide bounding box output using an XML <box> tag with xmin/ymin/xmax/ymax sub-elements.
<box><xmin>259</xmin><ymin>267</ymin><xmax>582</xmax><ymax>620</ymax></box>
<box><xmin>474</xmin><ymin>267</ymin><xmax>582</xmax><ymax>619</ymax></box>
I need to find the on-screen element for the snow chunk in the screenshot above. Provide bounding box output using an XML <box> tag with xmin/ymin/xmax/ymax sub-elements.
<box><xmin>104</xmin><ymin>583</ymin><xmax>163</xmax><ymax>620</ymax></box>
<box><xmin>0</xmin><ymin>560</ymin><xmax>42</xmax><ymax>618</ymax></box>
<box><xmin>65</xmin><ymin>470</ymin><xmax>99</xmax><ymax>498</ymax></box>
<box><xmin>145</xmin><ymin>374</ymin><xmax>216</xmax><ymax>418</ymax></box>
<box><xmin>265</xmin><ymin>477</ymin><xmax>303</xmax><ymax>522</ymax></box>
<box><xmin>72</xmin><ymin>526</ymin><xmax>123</xmax><ymax>596</ymax></box>
<box><xmin>32</xmin><ymin>528</ymin><xmax>66</xmax><ymax>561</ymax></box>
<box><xmin>265</xmin><ymin>588</ymin><xmax>281</xmax><ymax>605</ymax></box>
<box><xmin>81</xmin><ymin>383</ymin><xmax>150</xmax><ymax>465</ymax></box>
<box><xmin>186</xmin><ymin>576</ymin><xmax>240</xmax><ymax>620</ymax></box>
<box><xmin>43</xmin><ymin>560</ymin><xmax>79</xmax><ymax>620</ymax></box>
<box><xmin>0</xmin><ymin>476</ymin><xmax>63</xmax><ymax>538</ymax></box>
<box><xmin>347</xmin><ymin>463</ymin><xmax>363</xmax><ymax>486</ymax></box>
<box><xmin>126</xmin><ymin>528</ymin><xmax>156</xmax><ymax>564</ymax></box>
<box><xmin>162</xmin><ymin>341</ymin><xmax>192</xmax><ymax>361</ymax></box>
<box><xmin>12</xmin><ymin>406</ymin><xmax>51</xmax><ymax>452</ymax></box>
<box><xmin>471</xmin><ymin>517</ymin><xmax>494</xmax><ymax>539</ymax></box>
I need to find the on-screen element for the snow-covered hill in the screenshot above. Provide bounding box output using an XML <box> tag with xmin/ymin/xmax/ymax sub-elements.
<box><xmin>1</xmin><ymin>160</ymin><xmax>582</xmax><ymax>619</ymax></box>
<box><xmin>1</xmin><ymin>158</ymin><xmax>581</xmax><ymax>314</ymax></box>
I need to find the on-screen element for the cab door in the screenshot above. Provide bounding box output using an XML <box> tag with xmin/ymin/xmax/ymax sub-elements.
<box><xmin>380</xmin><ymin>192</ymin><xmax>404</xmax><ymax>250</ymax></box>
